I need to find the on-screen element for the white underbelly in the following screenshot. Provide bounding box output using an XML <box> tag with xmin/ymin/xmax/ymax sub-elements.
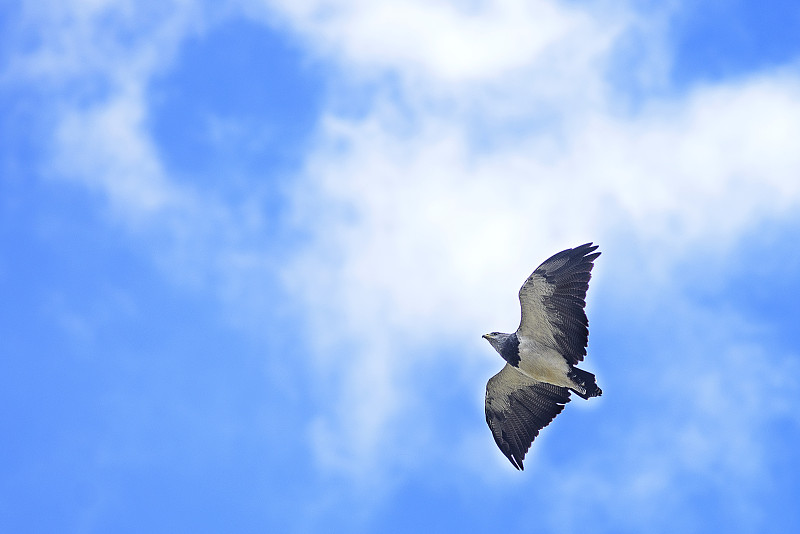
<box><xmin>517</xmin><ymin>338</ymin><xmax>571</xmax><ymax>387</ymax></box>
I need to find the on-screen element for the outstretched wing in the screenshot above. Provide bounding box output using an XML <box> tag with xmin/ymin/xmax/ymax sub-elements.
<box><xmin>485</xmin><ymin>364</ymin><xmax>572</xmax><ymax>470</ymax></box>
<box><xmin>517</xmin><ymin>243</ymin><xmax>600</xmax><ymax>365</ymax></box>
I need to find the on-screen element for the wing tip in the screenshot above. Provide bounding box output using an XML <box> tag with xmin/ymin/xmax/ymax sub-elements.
<box><xmin>536</xmin><ymin>243</ymin><xmax>601</xmax><ymax>276</ymax></box>
<box><xmin>575</xmin><ymin>242</ymin><xmax>601</xmax><ymax>259</ymax></box>
<box><xmin>503</xmin><ymin>450</ymin><xmax>524</xmax><ymax>470</ymax></box>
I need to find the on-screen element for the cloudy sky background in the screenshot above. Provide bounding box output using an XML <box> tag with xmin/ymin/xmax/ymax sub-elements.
<box><xmin>3</xmin><ymin>0</ymin><xmax>800</xmax><ymax>532</ymax></box>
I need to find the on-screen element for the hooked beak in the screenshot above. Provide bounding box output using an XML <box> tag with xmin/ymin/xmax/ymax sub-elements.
<box><xmin>482</xmin><ymin>333</ymin><xmax>491</xmax><ymax>340</ymax></box>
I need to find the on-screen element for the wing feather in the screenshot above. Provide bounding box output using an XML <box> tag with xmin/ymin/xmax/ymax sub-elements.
<box><xmin>485</xmin><ymin>364</ymin><xmax>571</xmax><ymax>470</ymax></box>
<box><xmin>517</xmin><ymin>243</ymin><xmax>600</xmax><ymax>365</ymax></box>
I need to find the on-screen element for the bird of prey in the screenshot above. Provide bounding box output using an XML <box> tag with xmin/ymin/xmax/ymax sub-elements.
<box><xmin>483</xmin><ymin>243</ymin><xmax>602</xmax><ymax>470</ymax></box>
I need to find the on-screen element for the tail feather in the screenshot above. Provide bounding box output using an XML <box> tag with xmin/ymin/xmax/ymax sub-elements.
<box><xmin>568</xmin><ymin>367</ymin><xmax>602</xmax><ymax>400</ymax></box>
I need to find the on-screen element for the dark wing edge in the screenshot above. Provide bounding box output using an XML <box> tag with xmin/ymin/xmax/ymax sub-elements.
<box><xmin>485</xmin><ymin>365</ymin><xmax>572</xmax><ymax>470</ymax></box>
<box><xmin>518</xmin><ymin>242</ymin><xmax>600</xmax><ymax>365</ymax></box>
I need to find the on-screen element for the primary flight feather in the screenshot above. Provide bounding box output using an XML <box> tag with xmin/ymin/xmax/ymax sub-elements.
<box><xmin>483</xmin><ymin>243</ymin><xmax>602</xmax><ymax>470</ymax></box>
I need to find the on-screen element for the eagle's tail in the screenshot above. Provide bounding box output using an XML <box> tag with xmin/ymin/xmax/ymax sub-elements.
<box><xmin>568</xmin><ymin>367</ymin><xmax>602</xmax><ymax>400</ymax></box>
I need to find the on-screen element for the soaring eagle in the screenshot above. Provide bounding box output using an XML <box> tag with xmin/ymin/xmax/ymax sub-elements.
<box><xmin>483</xmin><ymin>243</ymin><xmax>602</xmax><ymax>470</ymax></box>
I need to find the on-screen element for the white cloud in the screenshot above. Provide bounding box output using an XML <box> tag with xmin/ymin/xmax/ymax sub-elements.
<box><xmin>268</xmin><ymin>0</ymin><xmax>616</xmax><ymax>83</ymax></box>
<box><xmin>274</xmin><ymin>0</ymin><xmax>800</xmax><ymax>484</ymax></box>
<box><xmin>285</xmin><ymin>74</ymin><xmax>800</xmax><ymax>473</ymax></box>
<box><xmin>20</xmin><ymin>1</ymin><xmax>292</xmax><ymax>315</ymax></box>
<box><xmin>13</xmin><ymin>0</ymin><xmax>202</xmax><ymax>225</ymax></box>
<box><xmin>8</xmin><ymin>0</ymin><xmax>197</xmax><ymax>88</ymax></box>
<box><xmin>53</xmin><ymin>90</ymin><xmax>181</xmax><ymax>218</ymax></box>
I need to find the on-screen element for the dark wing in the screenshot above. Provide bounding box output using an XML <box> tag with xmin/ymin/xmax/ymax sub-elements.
<box><xmin>485</xmin><ymin>364</ymin><xmax>572</xmax><ymax>470</ymax></box>
<box><xmin>517</xmin><ymin>242</ymin><xmax>600</xmax><ymax>365</ymax></box>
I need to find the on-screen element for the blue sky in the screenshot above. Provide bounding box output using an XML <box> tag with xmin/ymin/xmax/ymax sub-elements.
<box><xmin>3</xmin><ymin>1</ymin><xmax>800</xmax><ymax>532</ymax></box>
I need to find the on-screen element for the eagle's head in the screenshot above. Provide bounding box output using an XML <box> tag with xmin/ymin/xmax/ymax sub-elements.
<box><xmin>482</xmin><ymin>331</ymin><xmax>514</xmax><ymax>354</ymax></box>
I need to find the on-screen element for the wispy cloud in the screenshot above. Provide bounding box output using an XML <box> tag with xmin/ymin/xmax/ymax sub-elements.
<box><xmin>267</xmin><ymin>0</ymin><xmax>621</xmax><ymax>85</ymax></box>
<box><xmin>17</xmin><ymin>1</ymin><xmax>289</xmax><ymax>309</ymax></box>
<box><xmin>54</xmin><ymin>91</ymin><xmax>180</xmax><ymax>217</ymax></box>
<box><xmin>279</xmin><ymin>1</ymin><xmax>800</xmax><ymax>483</ymax></box>
<box><xmin>13</xmin><ymin>0</ymin><xmax>199</xmax><ymax>222</ymax></box>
